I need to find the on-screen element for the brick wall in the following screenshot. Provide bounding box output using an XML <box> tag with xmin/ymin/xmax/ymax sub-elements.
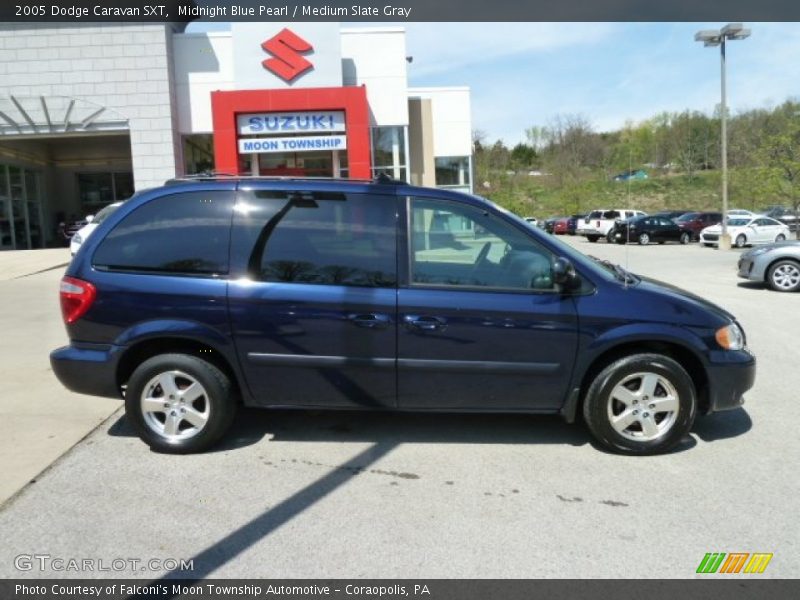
<box><xmin>0</xmin><ymin>23</ymin><xmax>182</xmax><ymax>190</ymax></box>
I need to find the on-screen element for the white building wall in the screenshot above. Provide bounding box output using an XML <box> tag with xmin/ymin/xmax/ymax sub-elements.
<box><xmin>408</xmin><ymin>87</ymin><xmax>472</xmax><ymax>157</ymax></box>
<box><xmin>173</xmin><ymin>32</ymin><xmax>235</xmax><ymax>134</ymax></box>
<box><xmin>340</xmin><ymin>28</ymin><xmax>409</xmax><ymax>127</ymax></box>
<box><xmin>0</xmin><ymin>23</ymin><xmax>181</xmax><ymax>190</ymax></box>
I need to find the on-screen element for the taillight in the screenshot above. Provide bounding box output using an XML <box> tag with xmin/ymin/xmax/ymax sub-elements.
<box><xmin>60</xmin><ymin>276</ymin><xmax>96</xmax><ymax>324</ymax></box>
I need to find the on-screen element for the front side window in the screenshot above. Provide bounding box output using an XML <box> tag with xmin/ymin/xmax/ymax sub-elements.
<box><xmin>93</xmin><ymin>191</ymin><xmax>234</xmax><ymax>275</ymax></box>
<box><xmin>250</xmin><ymin>191</ymin><xmax>397</xmax><ymax>288</ymax></box>
<box><xmin>409</xmin><ymin>197</ymin><xmax>556</xmax><ymax>291</ymax></box>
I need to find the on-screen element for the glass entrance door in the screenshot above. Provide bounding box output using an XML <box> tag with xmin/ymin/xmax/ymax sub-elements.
<box><xmin>0</xmin><ymin>167</ymin><xmax>12</xmax><ymax>250</ymax></box>
<box><xmin>0</xmin><ymin>165</ymin><xmax>44</xmax><ymax>250</ymax></box>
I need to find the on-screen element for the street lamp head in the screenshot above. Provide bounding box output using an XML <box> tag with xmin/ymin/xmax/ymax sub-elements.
<box><xmin>695</xmin><ymin>30</ymin><xmax>721</xmax><ymax>44</ymax></box>
<box><xmin>727</xmin><ymin>29</ymin><xmax>751</xmax><ymax>41</ymax></box>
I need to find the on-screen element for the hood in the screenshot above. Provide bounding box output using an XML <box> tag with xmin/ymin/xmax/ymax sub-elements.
<box><xmin>634</xmin><ymin>275</ymin><xmax>735</xmax><ymax>325</ymax></box>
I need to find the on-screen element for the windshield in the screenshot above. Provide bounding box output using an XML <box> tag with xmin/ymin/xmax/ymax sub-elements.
<box><xmin>727</xmin><ymin>218</ymin><xmax>750</xmax><ymax>227</ymax></box>
<box><xmin>93</xmin><ymin>203</ymin><xmax>121</xmax><ymax>224</ymax></box>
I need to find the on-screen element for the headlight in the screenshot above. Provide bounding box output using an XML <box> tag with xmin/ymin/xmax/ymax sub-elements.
<box><xmin>715</xmin><ymin>323</ymin><xmax>745</xmax><ymax>351</ymax></box>
<box><xmin>72</xmin><ymin>234</ymin><xmax>82</xmax><ymax>245</ymax></box>
<box><xmin>748</xmin><ymin>247</ymin><xmax>769</xmax><ymax>256</ymax></box>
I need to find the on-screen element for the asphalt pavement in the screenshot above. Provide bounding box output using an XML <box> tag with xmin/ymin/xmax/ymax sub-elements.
<box><xmin>0</xmin><ymin>238</ymin><xmax>797</xmax><ymax>579</ymax></box>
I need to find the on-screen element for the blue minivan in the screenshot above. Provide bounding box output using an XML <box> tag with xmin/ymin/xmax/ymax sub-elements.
<box><xmin>51</xmin><ymin>177</ymin><xmax>755</xmax><ymax>455</ymax></box>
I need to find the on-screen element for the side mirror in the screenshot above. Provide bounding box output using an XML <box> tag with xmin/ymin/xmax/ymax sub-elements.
<box><xmin>85</xmin><ymin>215</ymin><xmax>95</xmax><ymax>223</ymax></box>
<box><xmin>553</xmin><ymin>257</ymin><xmax>579</xmax><ymax>290</ymax></box>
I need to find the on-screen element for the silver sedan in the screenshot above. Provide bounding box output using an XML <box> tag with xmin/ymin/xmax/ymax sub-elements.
<box><xmin>738</xmin><ymin>240</ymin><xmax>800</xmax><ymax>292</ymax></box>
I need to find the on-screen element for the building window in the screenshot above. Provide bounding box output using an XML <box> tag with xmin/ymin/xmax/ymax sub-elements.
<box><xmin>435</xmin><ymin>156</ymin><xmax>471</xmax><ymax>189</ymax></box>
<box><xmin>371</xmin><ymin>126</ymin><xmax>408</xmax><ymax>181</ymax></box>
<box><xmin>77</xmin><ymin>172</ymin><xmax>134</xmax><ymax>212</ymax></box>
<box><xmin>183</xmin><ymin>135</ymin><xmax>215</xmax><ymax>175</ymax></box>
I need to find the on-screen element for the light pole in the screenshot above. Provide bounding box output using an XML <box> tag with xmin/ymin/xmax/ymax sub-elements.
<box><xmin>695</xmin><ymin>23</ymin><xmax>750</xmax><ymax>250</ymax></box>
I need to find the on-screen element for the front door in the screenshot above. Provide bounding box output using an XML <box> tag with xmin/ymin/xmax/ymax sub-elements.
<box><xmin>228</xmin><ymin>187</ymin><xmax>399</xmax><ymax>409</ymax></box>
<box><xmin>397</xmin><ymin>196</ymin><xmax>579</xmax><ymax>411</ymax></box>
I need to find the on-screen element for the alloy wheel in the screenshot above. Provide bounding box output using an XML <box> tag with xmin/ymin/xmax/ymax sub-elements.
<box><xmin>771</xmin><ymin>263</ymin><xmax>800</xmax><ymax>291</ymax></box>
<box><xmin>606</xmin><ymin>372</ymin><xmax>679</xmax><ymax>442</ymax></box>
<box><xmin>141</xmin><ymin>370</ymin><xmax>210</xmax><ymax>440</ymax></box>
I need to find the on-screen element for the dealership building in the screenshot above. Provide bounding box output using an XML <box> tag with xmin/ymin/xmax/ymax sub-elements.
<box><xmin>0</xmin><ymin>22</ymin><xmax>472</xmax><ymax>250</ymax></box>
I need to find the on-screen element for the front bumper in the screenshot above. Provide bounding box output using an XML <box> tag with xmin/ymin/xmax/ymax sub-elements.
<box><xmin>704</xmin><ymin>349</ymin><xmax>756</xmax><ymax>413</ymax></box>
<box><xmin>50</xmin><ymin>343</ymin><xmax>123</xmax><ymax>399</ymax></box>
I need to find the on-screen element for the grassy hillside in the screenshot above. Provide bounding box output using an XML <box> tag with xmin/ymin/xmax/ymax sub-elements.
<box><xmin>478</xmin><ymin>169</ymin><xmax>770</xmax><ymax>219</ymax></box>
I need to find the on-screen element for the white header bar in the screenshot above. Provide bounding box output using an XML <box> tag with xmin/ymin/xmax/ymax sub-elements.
<box><xmin>237</xmin><ymin>111</ymin><xmax>346</xmax><ymax>135</ymax></box>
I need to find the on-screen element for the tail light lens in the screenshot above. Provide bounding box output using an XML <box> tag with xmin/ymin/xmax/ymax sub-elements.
<box><xmin>60</xmin><ymin>276</ymin><xmax>96</xmax><ymax>324</ymax></box>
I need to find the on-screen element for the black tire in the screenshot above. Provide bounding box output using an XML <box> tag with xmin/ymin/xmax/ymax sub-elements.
<box><xmin>735</xmin><ymin>234</ymin><xmax>747</xmax><ymax>248</ymax></box>
<box><xmin>582</xmin><ymin>353</ymin><xmax>697</xmax><ymax>455</ymax></box>
<box><xmin>638</xmin><ymin>233</ymin><xmax>650</xmax><ymax>246</ymax></box>
<box><xmin>775</xmin><ymin>234</ymin><xmax>786</xmax><ymax>242</ymax></box>
<box><xmin>125</xmin><ymin>353</ymin><xmax>237</xmax><ymax>454</ymax></box>
<box><xmin>679</xmin><ymin>232</ymin><xmax>690</xmax><ymax>245</ymax></box>
<box><xmin>702</xmin><ymin>243</ymin><xmax>713</xmax><ymax>247</ymax></box>
<box><xmin>766</xmin><ymin>259</ymin><xmax>800</xmax><ymax>293</ymax></box>
<box><xmin>587</xmin><ymin>235</ymin><xmax>599</xmax><ymax>243</ymax></box>
<box><xmin>616</xmin><ymin>237</ymin><xmax>626</xmax><ymax>245</ymax></box>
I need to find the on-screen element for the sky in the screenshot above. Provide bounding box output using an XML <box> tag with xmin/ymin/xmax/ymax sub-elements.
<box><xmin>186</xmin><ymin>21</ymin><xmax>800</xmax><ymax>145</ymax></box>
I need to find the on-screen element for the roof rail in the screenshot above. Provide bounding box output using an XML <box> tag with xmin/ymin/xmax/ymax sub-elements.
<box><xmin>164</xmin><ymin>172</ymin><xmax>409</xmax><ymax>186</ymax></box>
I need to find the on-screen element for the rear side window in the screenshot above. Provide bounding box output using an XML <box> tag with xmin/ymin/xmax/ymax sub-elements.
<box><xmin>93</xmin><ymin>191</ymin><xmax>234</xmax><ymax>275</ymax></box>
<box><xmin>245</xmin><ymin>191</ymin><xmax>397</xmax><ymax>288</ymax></box>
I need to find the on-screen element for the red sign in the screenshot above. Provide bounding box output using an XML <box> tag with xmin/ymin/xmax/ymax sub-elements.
<box><xmin>261</xmin><ymin>28</ymin><xmax>314</xmax><ymax>82</ymax></box>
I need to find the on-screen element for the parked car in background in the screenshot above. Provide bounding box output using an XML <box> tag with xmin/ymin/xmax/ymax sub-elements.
<box><xmin>763</xmin><ymin>206</ymin><xmax>798</xmax><ymax>232</ymax></box>
<box><xmin>50</xmin><ymin>176</ymin><xmax>756</xmax><ymax>456</ymax></box>
<box><xmin>700</xmin><ymin>216</ymin><xmax>790</xmax><ymax>248</ymax></box>
<box><xmin>738</xmin><ymin>241</ymin><xmax>800</xmax><ymax>292</ymax></box>
<box><xmin>543</xmin><ymin>216</ymin><xmax>564</xmax><ymax>234</ymax></box>
<box><xmin>613</xmin><ymin>169</ymin><xmax>648</xmax><ymax>182</ymax></box>
<box><xmin>57</xmin><ymin>216</ymin><xmax>87</xmax><ymax>246</ymax></box>
<box><xmin>675</xmin><ymin>212</ymin><xmax>723</xmax><ymax>241</ymax></box>
<box><xmin>651</xmin><ymin>210</ymin><xmax>690</xmax><ymax>221</ymax></box>
<box><xmin>524</xmin><ymin>216</ymin><xmax>539</xmax><ymax>227</ymax></box>
<box><xmin>613</xmin><ymin>214</ymin><xmax>692</xmax><ymax>246</ymax></box>
<box><xmin>578</xmin><ymin>209</ymin><xmax>647</xmax><ymax>242</ymax></box>
<box><xmin>552</xmin><ymin>217</ymin><xmax>571</xmax><ymax>235</ymax></box>
<box><xmin>566</xmin><ymin>214</ymin><xmax>585</xmax><ymax>235</ymax></box>
<box><xmin>70</xmin><ymin>202</ymin><xmax>123</xmax><ymax>256</ymax></box>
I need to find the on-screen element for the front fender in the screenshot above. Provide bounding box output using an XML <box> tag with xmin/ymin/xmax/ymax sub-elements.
<box><xmin>560</xmin><ymin>322</ymin><xmax>710</xmax><ymax>423</ymax></box>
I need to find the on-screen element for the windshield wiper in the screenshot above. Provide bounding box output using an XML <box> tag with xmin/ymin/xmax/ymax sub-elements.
<box><xmin>588</xmin><ymin>256</ymin><xmax>638</xmax><ymax>284</ymax></box>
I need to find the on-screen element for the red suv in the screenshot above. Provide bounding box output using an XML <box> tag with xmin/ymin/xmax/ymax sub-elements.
<box><xmin>675</xmin><ymin>212</ymin><xmax>722</xmax><ymax>240</ymax></box>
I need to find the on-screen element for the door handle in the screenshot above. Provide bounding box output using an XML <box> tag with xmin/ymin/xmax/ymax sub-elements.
<box><xmin>405</xmin><ymin>315</ymin><xmax>447</xmax><ymax>332</ymax></box>
<box><xmin>347</xmin><ymin>313</ymin><xmax>391</xmax><ymax>329</ymax></box>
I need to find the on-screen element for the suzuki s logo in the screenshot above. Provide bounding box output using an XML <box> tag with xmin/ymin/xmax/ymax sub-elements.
<box><xmin>261</xmin><ymin>28</ymin><xmax>314</xmax><ymax>82</ymax></box>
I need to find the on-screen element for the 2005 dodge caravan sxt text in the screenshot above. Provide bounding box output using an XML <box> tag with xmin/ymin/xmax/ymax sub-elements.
<box><xmin>51</xmin><ymin>176</ymin><xmax>755</xmax><ymax>455</ymax></box>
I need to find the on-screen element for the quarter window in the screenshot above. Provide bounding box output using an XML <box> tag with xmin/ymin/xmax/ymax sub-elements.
<box><xmin>409</xmin><ymin>197</ymin><xmax>556</xmax><ymax>291</ymax></box>
<box><xmin>250</xmin><ymin>192</ymin><xmax>397</xmax><ymax>288</ymax></box>
<box><xmin>92</xmin><ymin>191</ymin><xmax>234</xmax><ymax>275</ymax></box>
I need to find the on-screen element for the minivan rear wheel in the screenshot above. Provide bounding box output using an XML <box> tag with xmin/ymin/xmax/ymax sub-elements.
<box><xmin>582</xmin><ymin>353</ymin><xmax>696</xmax><ymax>455</ymax></box>
<box><xmin>125</xmin><ymin>353</ymin><xmax>236</xmax><ymax>454</ymax></box>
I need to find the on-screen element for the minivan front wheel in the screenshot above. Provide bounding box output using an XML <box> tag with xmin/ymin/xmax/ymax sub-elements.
<box><xmin>125</xmin><ymin>353</ymin><xmax>236</xmax><ymax>454</ymax></box>
<box><xmin>582</xmin><ymin>353</ymin><xmax>696</xmax><ymax>455</ymax></box>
